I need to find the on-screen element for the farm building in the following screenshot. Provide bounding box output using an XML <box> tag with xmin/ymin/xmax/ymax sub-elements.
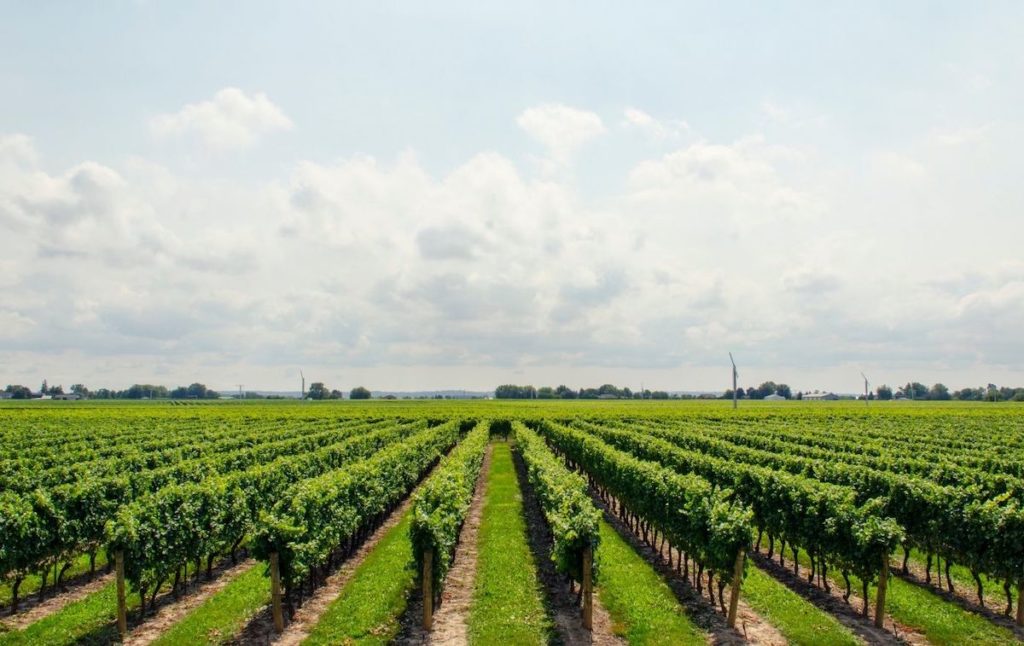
<box><xmin>764</xmin><ymin>393</ymin><xmax>786</xmax><ymax>401</ymax></box>
<box><xmin>803</xmin><ymin>392</ymin><xmax>839</xmax><ymax>401</ymax></box>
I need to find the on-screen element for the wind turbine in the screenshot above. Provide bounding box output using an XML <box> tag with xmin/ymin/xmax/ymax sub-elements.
<box><xmin>861</xmin><ymin>372</ymin><xmax>870</xmax><ymax>406</ymax></box>
<box><xmin>300</xmin><ymin>370</ymin><xmax>306</xmax><ymax>400</ymax></box>
<box><xmin>729</xmin><ymin>353</ymin><xmax>738</xmax><ymax>410</ymax></box>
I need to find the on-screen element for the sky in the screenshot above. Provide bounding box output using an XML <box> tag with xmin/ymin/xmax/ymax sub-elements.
<box><xmin>2</xmin><ymin>1</ymin><xmax>1023</xmax><ymax>394</ymax></box>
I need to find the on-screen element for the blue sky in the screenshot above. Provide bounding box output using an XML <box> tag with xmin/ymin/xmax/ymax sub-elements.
<box><xmin>2</xmin><ymin>2</ymin><xmax>1023</xmax><ymax>392</ymax></box>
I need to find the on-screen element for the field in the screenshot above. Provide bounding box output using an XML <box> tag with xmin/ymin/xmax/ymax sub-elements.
<box><xmin>1</xmin><ymin>399</ymin><xmax>1022</xmax><ymax>645</ymax></box>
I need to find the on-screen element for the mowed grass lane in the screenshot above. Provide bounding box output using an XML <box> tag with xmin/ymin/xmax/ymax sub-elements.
<box><xmin>150</xmin><ymin>563</ymin><xmax>267</xmax><ymax>646</ymax></box>
<box><xmin>594</xmin><ymin>519</ymin><xmax>706</xmax><ymax>645</ymax></box>
<box><xmin>783</xmin><ymin>546</ymin><xmax>1019</xmax><ymax>645</ymax></box>
<box><xmin>468</xmin><ymin>440</ymin><xmax>551</xmax><ymax>645</ymax></box>
<box><xmin>302</xmin><ymin>511</ymin><xmax>417</xmax><ymax>645</ymax></box>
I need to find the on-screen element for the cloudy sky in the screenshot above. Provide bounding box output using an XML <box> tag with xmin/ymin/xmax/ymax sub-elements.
<box><xmin>2</xmin><ymin>2</ymin><xmax>1023</xmax><ymax>393</ymax></box>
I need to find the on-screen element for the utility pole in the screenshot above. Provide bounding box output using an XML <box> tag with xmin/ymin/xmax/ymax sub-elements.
<box><xmin>237</xmin><ymin>384</ymin><xmax>244</xmax><ymax>400</ymax></box>
<box><xmin>729</xmin><ymin>353</ymin><xmax>738</xmax><ymax>410</ymax></box>
<box><xmin>861</xmin><ymin>373</ymin><xmax>869</xmax><ymax>407</ymax></box>
<box><xmin>300</xmin><ymin>370</ymin><xmax>305</xmax><ymax>400</ymax></box>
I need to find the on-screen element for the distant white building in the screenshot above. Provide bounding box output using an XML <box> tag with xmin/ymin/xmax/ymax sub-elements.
<box><xmin>803</xmin><ymin>392</ymin><xmax>839</xmax><ymax>401</ymax></box>
<box><xmin>764</xmin><ymin>393</ymin><xmax>786</xmax><ymax>401</ymax></box>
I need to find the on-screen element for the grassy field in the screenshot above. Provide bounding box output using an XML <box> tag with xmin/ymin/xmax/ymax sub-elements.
<box><xmin>302</xmin><ymin>512</ymin><xmax>417</xmax><ymax>646</ymax></box>
<box><xmin>468</xmin><ymin>440</ymin><xmax>552</xmax><ymax>645</ymax></box>
<box><xmin>0</xmin><ymin>579</ymin><xmax>130</xmax><ymax>646</ymax></box>
<box><xmin>785</xmin><ymin>546</ymin><xmax>1019</xmax><ymax>645</ymax></box>
<box><xmin>594</xmin><ymin>519</ymin><xmax>707</xmax><ymax>645</ymax></box>
<box><xmin>150</xmin><ymin>564</ymin><xmax>267</xmax><ymax>646</ymax></box>
<box><xmin>741</xmin><ymin>566</ymin><xmax>860</xmax><ymax>646</ymax></box>
<box><xmin>0</xmin><ymin>552</ymin><xmax>109</xmax><ymax>609</ymax></box>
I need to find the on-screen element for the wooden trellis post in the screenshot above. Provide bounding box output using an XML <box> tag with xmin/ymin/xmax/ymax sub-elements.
<box><xmin>582</xmin><ymin>546</ymin><xmax>593</xmax><ymax>630</ymax></box>
<box><xmin>727</xmin><ymin>549</ymin><xmax>744</xmax><ymax>628</ymax></box>
<box><xmin>270</xmin><ymin>552</ymin><xmax>284</xmax><ymax>633</ymax></box>
<box><xmin>874</xmin><ymin>555</ymin><xmax>889</xmax><ymax>628</ymax></box>
<box><xmin>115</xmin><ymin>551</ymin><xmax>127</xmax><ymax>639</ymax></box>
<box><xmin>423</xmin><ymin>549</ymin><xmax>434</xmax><ymax>630</ymax></box>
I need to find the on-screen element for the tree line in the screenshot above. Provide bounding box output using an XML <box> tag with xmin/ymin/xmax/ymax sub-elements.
<box><xmin>305</xmin><ymin>383</ymin><xmax>372</xmax><ymax>400</ymax></box>
<box><xmin>874</xmin><ymin>382</ymin><xmax>1024</xmax><ymax>402</ymax></box>
<box><xmin>495</xmin><ymin>384</ymin><xmax>680</xmax><ymax>399</ymax></box>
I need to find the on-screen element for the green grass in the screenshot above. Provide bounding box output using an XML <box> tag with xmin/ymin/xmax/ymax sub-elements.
<box><xmin>904</xmin><ymin>548</ymin><xmax>1018</xmax><ymax>611</ymax></box>
<box><xmin>0</xmin><ymin>577</ymin><xmax>135</xmax><ymax>646</ymax></box>
<box><xmin>742</xmin><ymin>565</ymin><xmax>859</xmax><ymax>646</ymax></box>
<box><xmin>1</xmin><ymin>551</ymin><xmax>109</xmax><ymax>607</ymax></box>
<box><xmin>150</xmin><ymin>563</ymin><xmax>268</xmax><ymax>645</ymax></box>
<box><xmin>468</xmin><ymin>441</ymin><xmax>551</xmax><ymax>645</ymax></box>
<box><xmin>594</xmin><ymin>519</ymin><xmax>706</xmax><ymax>645</ymax></box>
<box><xmin>782</xmin><ymin>547</ymin><xmax>1018</xmax><ymax>645</ymax></box>
<box><xmin>302</xmin><ymin>512</ymin><xmax>417</xmax><ymax>645</ymax></box>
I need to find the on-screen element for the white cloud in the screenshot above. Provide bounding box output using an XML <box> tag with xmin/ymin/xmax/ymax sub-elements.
<box><xmin>516</xmin><ymin>104</ymin><xmax>605</xmax><ymax>163</ymax></box>
<box><xmin>621</xmin><ymin>107</ymin><xmax>689</xmax><ymax>140</ymax></box>
<box><xmin>2</xmin><ymin>110</ymin><xmax>1023</xmax><ymax>391</ymax></box>
<box><xmin>150</xmin><ymin>87</ymin><xmax>293</xmax><ymax>150</ymax></box>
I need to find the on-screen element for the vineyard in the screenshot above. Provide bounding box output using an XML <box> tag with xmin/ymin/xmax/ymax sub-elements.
<box><xmin>1</xmin><ymin>400</ymin><xmax>1022</xmax><ymax>645</ymax></box>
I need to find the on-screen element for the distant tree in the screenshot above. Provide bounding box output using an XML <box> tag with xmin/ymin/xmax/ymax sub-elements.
<box><xmin>953</xmin><ymin>387</ymin><xmax>979</xmax><ymax>401</ymax></box>
<box><xmin>329</xmin><ymin>389</ymin><xmax>344</xmax><ymax>399</ymax></box>
<box><xmin>70</xmin><ymin>384</ymin><xmax>91</xmax><ymax>398</ymax></box>
<box><xmin>622</xmin><ymin>387</ymin><xmax>633</xmax><ymax>399</ymax></box>
<box><xmin>902</xmin><ymin>382</ymin><xmax>928</xmax><ymax>400</ymax></box>
<box><xmin>876</xmin><ymin>385</ymin><xmax>893</xmax><ymax>401</ymax></box>
<box><xmin>349</xmin><ymin>386</ymin><xmax>372</xmax><ymax>400</ymax></box>
<box><xmin>122</xmin><ymin>384</ymin><xmax>168</xmax><ymax>399</ymax></box>
<box><xmin>537</xmin><ymin>386</ymin><xmax>555</xmax><ymax>399</ymax></box>
<box><xmin>49</xmin><ymin>384</ymin><xmax>64</xmax><ymax>396</ymax></box>
<box><xmin>597</xmin><ymin>384</ymin><xmax>620</xmax><ymax>397</ymax></box>
<box><xmin>40</xmin><ymin>379</ymin><xmax>49</xmax><ymax>395</ymax></box>
<box><xmin>496</xmin><ymin>384</ymin><xmax>536</xmax><ymax>399</ymax></box>
<box><xmin>776</xmin><ymin>384</ymin><xmax>792</xmax><ymax>399</ymax></box>
<box><xmin>795</xmin><ymin>391</ymin><xmax>803</xmax><ymax>400</ymax></box>
<box><xmin>651</xmin><ymin>390</ymin><xmax>669</xmax><ymax>399</ymax></box>
<box><xmin>555</xmin><ymin>385</ymin><xmax>577</xmax><ymax>399</ymax></box>
<box><xmin>929</xmin><ymin>383</ymin><xmax>951</xmax><ymax>401</ymax></box>
<box><xmin>307</xmin><ymin>382</ymin><xmax>329</xmax><ymax>400</ymax></box>
<box><xmin>4</xmin><ymin>384</ymin><xmax>32</xmax><ymax>399</ymax></box>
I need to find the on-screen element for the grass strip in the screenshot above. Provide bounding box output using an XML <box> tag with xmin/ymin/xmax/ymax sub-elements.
<box><xmin>150</xmin><ymin>564</ymin><xmax>267</xmax><ymax>646</ymax></box>
<box><xmin>1</xmin><ymin>551</ymin><xmax>109</xmax><ymax>607</ymax></box>
<box><xmin>595</xmin><ymin>518</ymin><xmax>706</xmax><ymax>645</ymax></box>
<box><xmin>905</xmin><ymin>548</ymin><xmax>1018</xmax><ymax>611</ymax></box>
<box><xmin>742</xmin><ymin>565</ymin><xmax>859</xmax><ymax>646</ymax></box>
<box><xmin>0</xmin><ymin>577</ymin><xmax>134</xmax><ymax>646</ymax></box>
<box><xmin>784</xmin><ymin>547</ymin><xmax>1017</xmax><ymax>645</ymax></box>
<box><xmin>468</xmin><ymin>440</ymin><xmax>551</xmax><ymax>645</ymax></box>
<box><xmin>302</xmin><ymin>512</ymin><xmax>416</xmax><ymax>645</ymax></box>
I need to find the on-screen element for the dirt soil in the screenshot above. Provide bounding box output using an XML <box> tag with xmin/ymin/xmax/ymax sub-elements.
<box><xmin>423</xmin><ymin>444</ymin><xmax>493</xmax><ymax>646</ymax></box>
<box><xmin>1</xmin><ymin>571</ymin><xmax>114</xmax><ymax>631</ymax></box>
<box><xmin>594</xmin><ymin>494</ymin><xmax>784</xmax><ymax>646</ymax></box>
<box><xmin>125</xmin><ymin>558</ymin><xmax>257</xmax><ymax>646</ymax></box>
<box><xmin>750</xmin><ymin>551</ymin><xmax>923</xmax><ymax>645</ymax></box>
